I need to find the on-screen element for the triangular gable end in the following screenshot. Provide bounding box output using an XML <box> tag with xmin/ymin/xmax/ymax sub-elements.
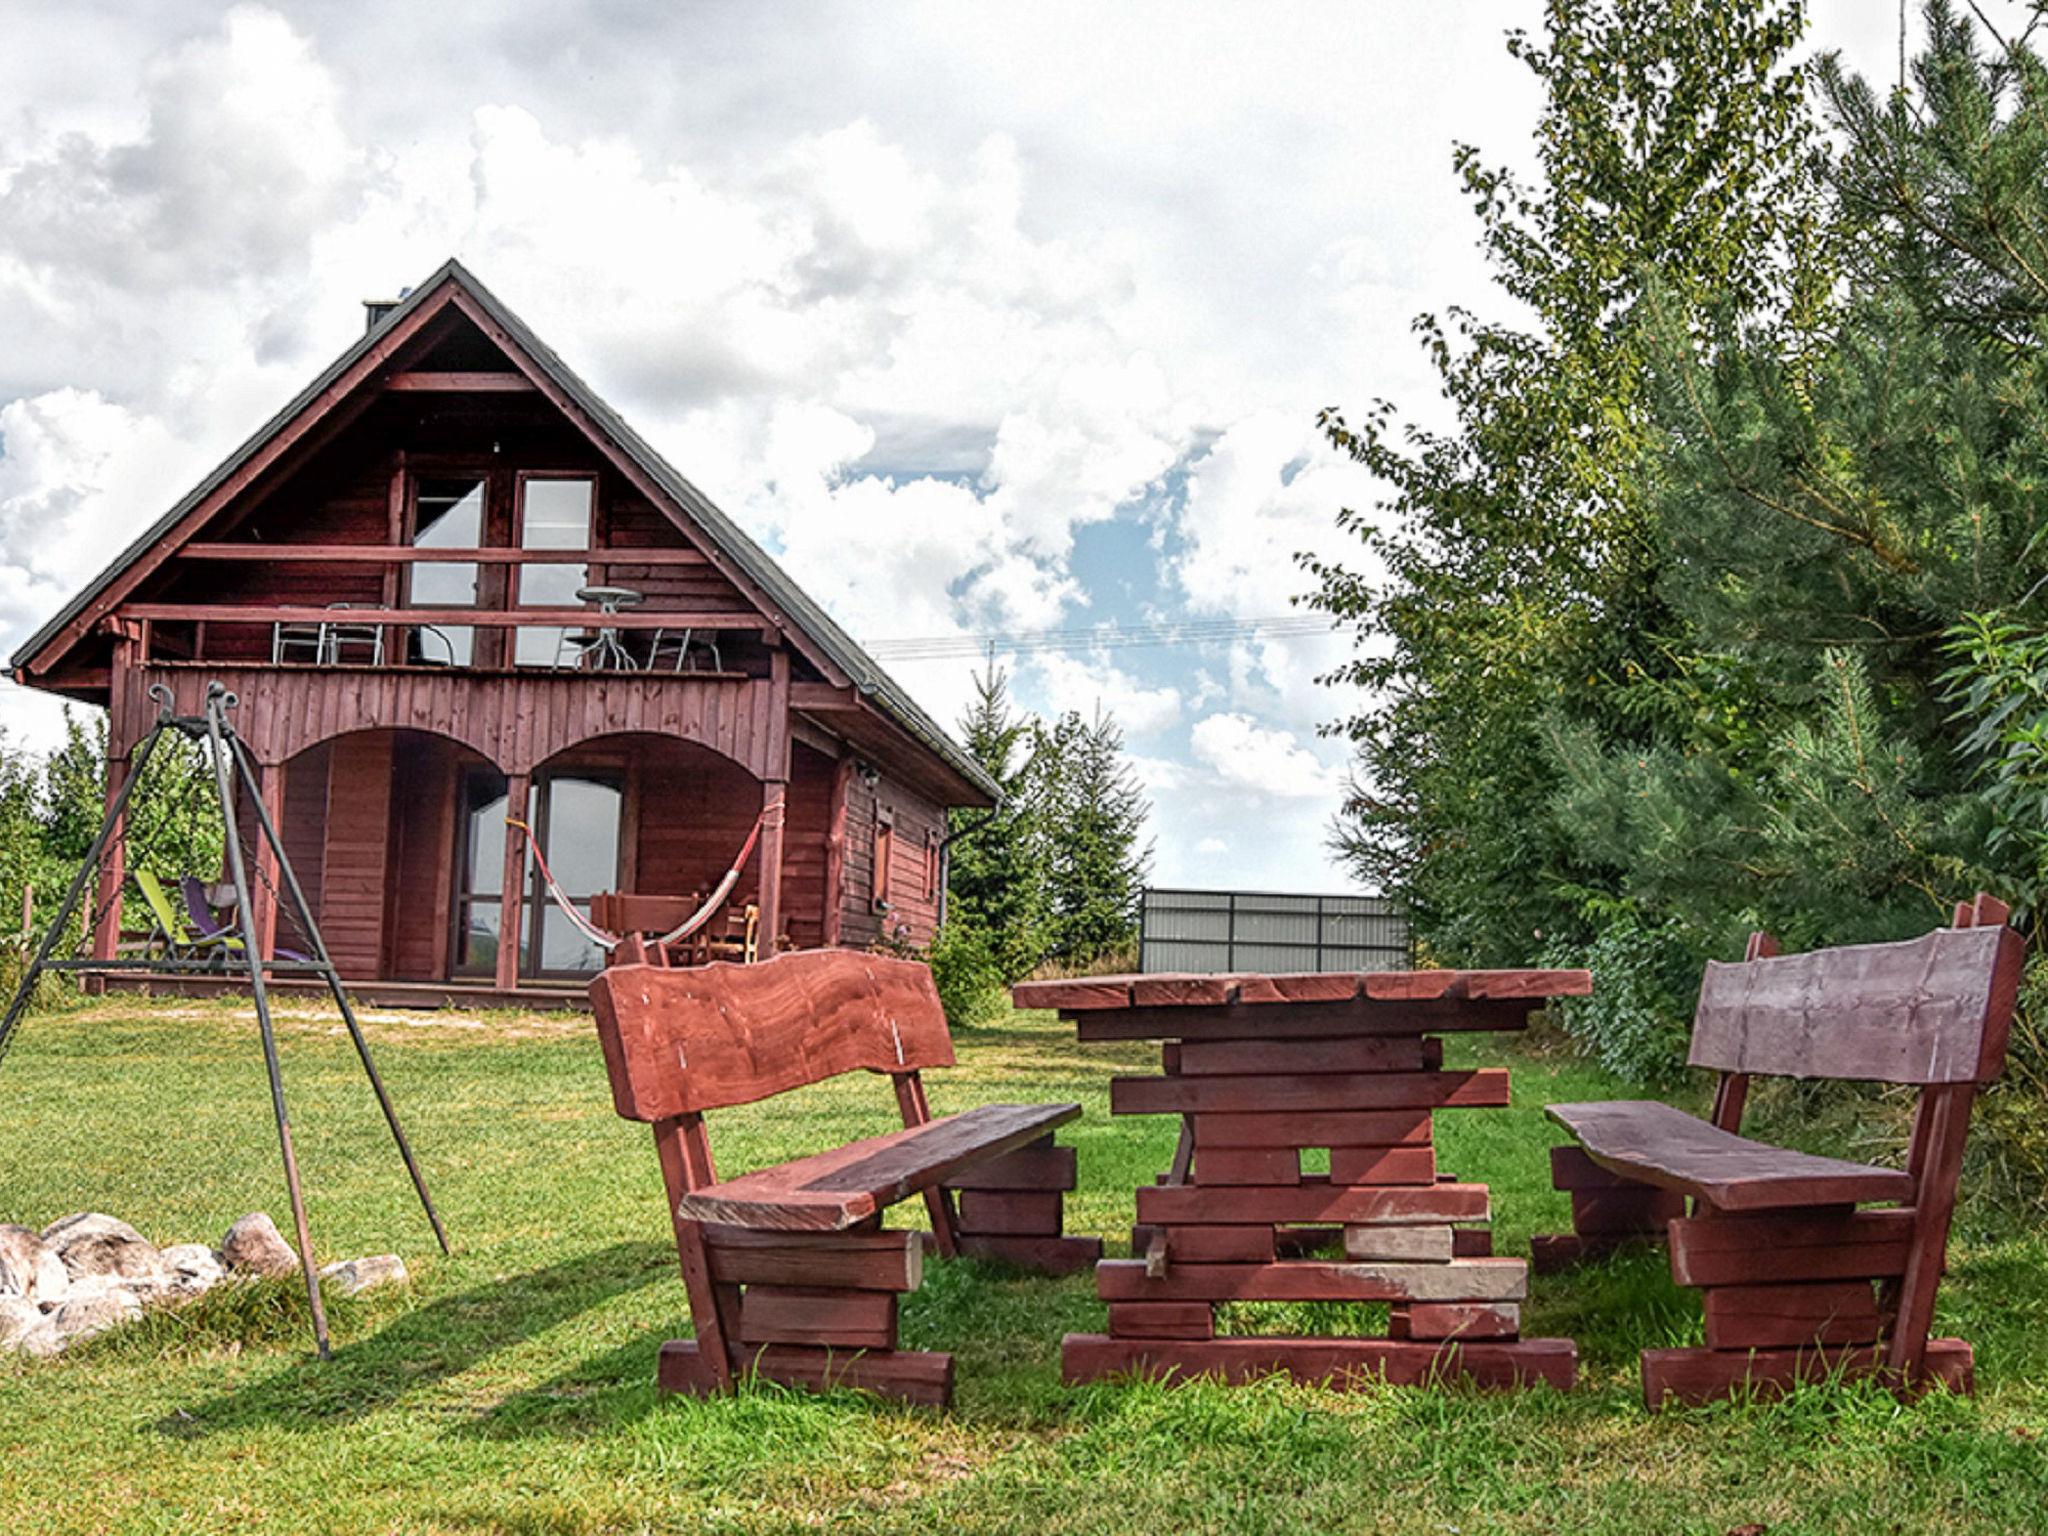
<box><xmin>11</xmin><ymin>264</ymin><xmax>843</xmax><ymax>694</ymax></box>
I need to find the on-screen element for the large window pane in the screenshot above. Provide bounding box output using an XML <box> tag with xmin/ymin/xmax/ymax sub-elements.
<box><xmin>412</xmin><ymin>478</ymin><xmax>485</xmax><ymax>665</ymax></box>
<box><xmin>541</xmin><ymin>776</ymin><xmax>620</xmax><ymax>896</ymax></box>
<box><xmin>515</xmin><ymin>477</ymin><xmax>594</xmax><ymax>666</ymax></box>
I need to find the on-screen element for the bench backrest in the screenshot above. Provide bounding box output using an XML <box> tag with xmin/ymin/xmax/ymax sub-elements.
<box><xmin>589</xmin><ymin>947</ymin><xmax>954</xmax><ymax>1121</ymax></box>
<box><xmin>1688</xmin><ymin>899</ymin><xmax>2025</xmax><ymax>1086</ymax></box>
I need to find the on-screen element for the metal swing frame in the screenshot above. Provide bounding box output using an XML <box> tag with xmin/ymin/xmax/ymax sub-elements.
<box><xmin>0</xmin><ymin>681</ymin><xmax>448</xmax><ymax>1359</ymax></box>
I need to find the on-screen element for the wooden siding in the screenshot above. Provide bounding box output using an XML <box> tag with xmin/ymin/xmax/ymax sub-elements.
<box><xmin>634</xmin><ymin>743</ymin><xmax>768</xmax><ymax>916</ymax></box>
<box><xmin>320</xmin><ymin>733</ymin><xmax>395</xmax><ymax>977</ymax></box>
<box><xmin>131</xmin><ymin>665</ymin><xmax>787</xmax><ymax>779</ymax></box>
<box><xmin>781</xmin><ymin>744</ymin><xmax>834</xmax><ymax>950</ymax></box>
<box><xmin>279</xmin><ymin>742</ymin><xmax>330</xmax><ymax>924</ymax></box>
<box><xmin>838</xmin><ymin>770</ymin><xmax>946</xmax><ymax>949</ymax></box>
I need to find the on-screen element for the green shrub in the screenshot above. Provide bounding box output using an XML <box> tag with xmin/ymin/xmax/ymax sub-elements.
<box><xmin>926</xmin><ymin>918</ymin><xmax>1010</xmax><ymax>1028</ymax></box>
<box><xmin>1543</xmin><ymin>907</ymin><xmax>1708</xmax><ymax>1086</ymax></box>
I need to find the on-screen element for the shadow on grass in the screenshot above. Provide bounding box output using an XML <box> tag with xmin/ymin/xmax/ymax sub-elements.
<box><xmin>161</xmin><ymin>1239</ymin><xmax>673</xmax><ymax>1437</ymax></box>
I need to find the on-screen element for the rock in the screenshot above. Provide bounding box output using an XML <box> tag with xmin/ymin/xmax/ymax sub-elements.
<box><xmin>50</xmin><ymin>1286</ymin><xmax>142</xmax><ymax>1347</ymax></box>
<box><xmin>0</xmin><ymin>1295</ymin><xmax>41</xmax><ymax>1349</ymax></box>
<box><xmin>40</xmin><ymin>1213</ymin><xmax>165</xmax><ymax>1286</ymax></box>
<box><xmin>160</xmin><ymin>1243</ymin><xmax>226</xmax><ymax>1296</ymax></box>
<box><xmin>0</xmin><ymin>1225</ymin><xmax>68</xmax><ymax>1304</ymax></box>
<box><xmin>14</xmin><ymin>1318</ymin><xmax>66</xmax><ymax>1358</ymax></box>
<box><xmin>319</xmin><ymin>1254</ymin><xmax>408</xmax><ymax>1296</ymax></box>
<box><xmin>220</xmin><ymin>1212</ymin><xmax>299</xmax><ymax>1278</ymax></box>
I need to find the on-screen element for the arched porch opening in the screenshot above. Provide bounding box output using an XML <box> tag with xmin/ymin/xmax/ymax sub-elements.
<box><xmin>273</xmin><ymin>727</ymin><xmax>499</xmax><ymax>984</ymax></box>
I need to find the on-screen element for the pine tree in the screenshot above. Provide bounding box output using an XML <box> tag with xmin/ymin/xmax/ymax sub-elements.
<box><xmin>1036</xmin><ymin>710</ymin><xmax>1152</xmax><ymax>965</ymax></box>
<box><xmin>947</xmin><ymin>660</ymin><xmax>1050</xmax><ymax>978</ymax></box>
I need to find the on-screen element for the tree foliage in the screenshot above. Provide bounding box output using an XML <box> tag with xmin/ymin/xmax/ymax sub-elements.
<box><xmin>1311</xmin><ymin>1</ymin><xmax>2048</xmax><ymax>1125</ymax></box>
<box><xmin>937</xmin><ymin>662</ymin><xmax>1152</xmax><ymax>1021</ymax></box>
<box><xmin>1305</xmin><ymin>0</ymin><xmax>1828</xmax><ymax>965</ymax></box>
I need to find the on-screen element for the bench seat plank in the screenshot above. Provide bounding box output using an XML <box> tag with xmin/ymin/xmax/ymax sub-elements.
<box><xmin>675</xmin><ymin>1101</ymin><xmax>1082</xmax><ymax>1230</ymax></box>
<box><xmin>1546</xmin><ymin>1100</ymin><xmax>1913</xmax><ymax>1211</ymax></box>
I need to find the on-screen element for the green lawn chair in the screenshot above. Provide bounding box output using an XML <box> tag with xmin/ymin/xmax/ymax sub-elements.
<box><xmin>133</xmin><ymin>869</ymin><xmax>242</xmax><ymax>964</ymax></box>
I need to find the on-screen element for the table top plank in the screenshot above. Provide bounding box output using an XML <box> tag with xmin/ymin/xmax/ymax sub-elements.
<box><xmin>1014</xmin><ymin>969</ymin><xmax>1590</xmax><ymax>1014</ymax></box>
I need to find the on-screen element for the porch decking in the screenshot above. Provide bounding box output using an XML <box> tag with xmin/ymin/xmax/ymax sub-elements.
<box><xmin>90</xmin><ymin>971</ymin><xmax>590</xmax><ymax>1012</ymax></box>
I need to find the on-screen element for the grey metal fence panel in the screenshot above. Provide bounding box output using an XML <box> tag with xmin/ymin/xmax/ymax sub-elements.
<box><xmin>1138</xmin><ymin>887</ymin><xmax>1410</xmax><ymax>974</ymax></box>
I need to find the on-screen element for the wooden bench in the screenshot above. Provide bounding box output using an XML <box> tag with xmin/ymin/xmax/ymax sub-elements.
<box><xmin>589</xmin><ymin>947</ymin><xmax>1100</xmax><ymax>1405</ymax></box>
<box><xmin>1537</xmin><ymin>894</ymin><xmax>2025</xmax><ymax>1406</ymax></box>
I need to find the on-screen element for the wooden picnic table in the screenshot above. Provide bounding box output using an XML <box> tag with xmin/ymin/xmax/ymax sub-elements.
<box><xmin>1012</xmin><ymin>967</ymin><xmax>1590</xmax><ymax>1391</ymax></box>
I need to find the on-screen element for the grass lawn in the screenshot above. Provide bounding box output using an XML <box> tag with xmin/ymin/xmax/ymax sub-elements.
<box><xmin>1</xmin><ymin>996</ymin><xmax>2045</xmax><ymax>1534</ymax></box>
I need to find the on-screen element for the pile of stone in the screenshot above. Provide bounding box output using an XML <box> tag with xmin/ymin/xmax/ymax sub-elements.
<box><xmin>0</xmin><ymin>1211</ymin><xmax>407</xmax><ymax>1359</ymax></box>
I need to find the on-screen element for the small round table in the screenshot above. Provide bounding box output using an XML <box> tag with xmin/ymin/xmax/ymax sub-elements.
<box><xmin>574</xmin><ymin>585</ymin><xmax>644</xmax><ymax>671</ymax></box>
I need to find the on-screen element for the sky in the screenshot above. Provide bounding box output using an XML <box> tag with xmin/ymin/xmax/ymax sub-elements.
<box><xmin>0</xmin><ymin>1</ymin><xmax>2022</xmax><ymax>892</ymax></box>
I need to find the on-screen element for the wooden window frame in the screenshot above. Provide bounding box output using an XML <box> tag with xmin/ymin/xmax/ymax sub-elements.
<box><xmin>923</xmin><ymin>827</ymin><xmax>940</xmax><ymax>902</ymax></box>
<box><xmin>873</xmin><ymin>806</ymin><xmax>895</xmax><ymax>913</ymax></box>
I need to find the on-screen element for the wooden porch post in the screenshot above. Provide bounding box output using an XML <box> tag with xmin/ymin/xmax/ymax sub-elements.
<box><xmin>89</xmin><ymin>752</ymin><xmax>128</xmax><ymax>964</ymax></box>
<box><xmin>757</xmin><ymin>647</ymin><xmax>790</xmax><ymax>957</ymax></box>
<box><xmin>757</xmin><ymin>779</ymin><xmax>786</xmax><ymax>958</ymax></box>
<box><xmin>822</xmin><ymin>752</ymin><xmax>854</xmax><ymax>948</ymax></box>
<box><xmin>248</xmin><ymin>760</ymin><xmax>284</xmax><ymax>962</ymax></box>
<box><xmin>90</xmin><ymin>639</ymin><xmax>139</xmax><ymax>964</ymax></box>
<box><xmin>495</xmin><ymin>771</ymin><xmax>531</xmax><ymax>993</ymax></box>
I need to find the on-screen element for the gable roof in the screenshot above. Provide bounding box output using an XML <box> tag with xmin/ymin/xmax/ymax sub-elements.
<box><xmin>9</xmin><ymin>258</ymin><xmax>997</xmax><ymax>803</ymax></box>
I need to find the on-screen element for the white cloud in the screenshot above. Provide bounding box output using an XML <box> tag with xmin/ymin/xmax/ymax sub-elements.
<box><xmin>1028</xmin><ymin>650</ymin><xmax>1182</xmax><ymax>737</ymax></box>
<box><xmin>1189</xmin><ymin>712</ymin><xmax>1344</xmax><ymax>800</ymax></box>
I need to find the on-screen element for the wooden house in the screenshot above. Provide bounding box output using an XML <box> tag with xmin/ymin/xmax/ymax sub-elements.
<box><xmin>8</xmin><ymin>261</ymin><xmax>996</xmax><ymax>1003</ymax></box>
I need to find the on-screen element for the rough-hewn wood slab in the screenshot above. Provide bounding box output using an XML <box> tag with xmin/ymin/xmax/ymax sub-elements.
<box><xmin>1690</xmin><ymin>924</ymin><xmax>2023</xmax><ymax>1084</ymax></box>
<box><xmin>591</xmin><ymin>950</ymin><xmax>956</xmax><ymax>1119</ymax></box>
<box><xmin>1640</xmin><ymin>1339</ymin><xmax>1972</xmax><ymax>1408</ymax></box>
<box><xmin>1545</xmin><ymin>1099</ymin><xmax>1912</xmax><ymax>1212</ymax></box>
<box><xmin>956</xmin><ymin>1190</ymin><xmax>1064</xmax><ymax>1235</ymax></box>
<box><xmin>1028</xmin><ymin>968</ymin><xmax>1587</xmax><ymax>1017</ymax></box>
<box><xmin>702</xmin><ymin>1226</ymin><xmax>923</xmax><ymax>1291</ymax></box>
<box><xmin>1011</xmin><ymin>976</ymin><xmax>1134</xmax><ymax>1010</ymax></box>
<box><xmin>675</xmin><ymin>1101</ymin><xmax>1081</xmax><ymax>1229</ymax></box>
<box><xmin>1096</xmin><ymin>1256</ymin><xmax>1527</xmax><ymax>1304</ymax></box>
<box><xmin>1131</xmin><ymin>974</ymin><xmax>1237</xmax><ymax>1007</ymax></box>
<box><xmin>1404</xmin><ymin>1301</ymin><xmax>1520</xmax><ymax>1340</ymax></box>
<box><xmin>1330</xmin><ymin>1146</ymin><xmax>1437</xmax><ymax>1186</ymax></box>
<box><xmin>1701</xmin><ymin>1281</ymin><xmax>1881</xmax><ymax>1350</ymax></box>
<box><xmin>1073</xmin><ymin>998</ymin><xmax>1535</xmax><ymax>1041</ymax></box>
<box><xmin>1107</xmin><ymin>1301</ymin><xmax>1215</xmax><ymax>1340</ymax></box>
<box><xmin>1667</xmin><ymin>1209</ymin><xmax>1915</xmax><ymax>1286</ymax></box>
<box><xmin>1062</xmin><ymin>1333</ymin><xmax>1576</xmax><ymax>1391</ymax></box>
<box><xmin>1192</xmin><ymin>1110</ymin><xmax>1433</xmax><ymax>1149</ymax></box>
<box><xmin>1343</xmin><ymin>1224</ymin><xmax>1455</xmax><ymax>1263</ymax></box>
<box><xmin>739</xmin><ymin>1285</ymin><xmax>897</xmax><ymax>1350</ymax></box>
<box><xmin>1177</xmin><ymin>1036</ymin><xmax>1428</xmax><ymax>1076</ymax></box>
<box><xmin>1165</xmin><ymin>1226</ymin><xmax>1278</xmax><ymax>1263</ymax></box>
<box><xmin>944</xmin><ymin>1141</ymin><xmax>1077</xmax><ymax>1192</ymax></box>
<box><xmin>1137</xmin><ymin>1178</ymin><xmax>1490</xmax><ymax>1229</ymax></box>
<box><xmin>1115</xmin><ymin>1069</ymin><xmax>1510</xmax><ymax>1117</ymax></box>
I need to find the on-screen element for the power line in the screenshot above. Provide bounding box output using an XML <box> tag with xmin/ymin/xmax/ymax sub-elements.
<box><xmin>862</xmin><ymin>612</ymin><xmax>1336</xmax><ymax>661</ymax></box>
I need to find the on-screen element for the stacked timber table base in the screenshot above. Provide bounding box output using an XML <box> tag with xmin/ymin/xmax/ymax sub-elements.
<box><xmin>1016</xmin><ymin>968</ymin><xmax>1590</xmax><ymax>1392</ymax></box>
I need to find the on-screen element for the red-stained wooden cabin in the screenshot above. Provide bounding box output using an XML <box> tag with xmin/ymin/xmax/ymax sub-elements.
<box><xmin>8</xmin><ymin>261</ymin><xmax>996</xmax><ymax>1005</ymax></box>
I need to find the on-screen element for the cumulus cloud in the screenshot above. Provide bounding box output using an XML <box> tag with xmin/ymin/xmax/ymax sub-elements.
<box><xmin>1189</xmin><ymin>712</ymin><xmax>1344</xmax><ymax>800</ymax></box>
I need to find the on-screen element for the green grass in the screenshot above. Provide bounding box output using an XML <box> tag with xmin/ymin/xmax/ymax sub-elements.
<box><xmin>2</xmin><ymin>997</ymin><xmax>2045</xmax><ymax>1533</ymax></box>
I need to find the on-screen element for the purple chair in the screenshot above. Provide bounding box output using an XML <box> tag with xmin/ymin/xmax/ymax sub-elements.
<box><xmin>179</xmin><ymin>876</ymin><xmax>313</xmax><ymax>964</ymax></box>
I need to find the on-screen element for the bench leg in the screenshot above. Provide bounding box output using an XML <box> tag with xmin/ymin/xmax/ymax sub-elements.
<box><xmin>1530</xmin><ymin>1145</ymin><xmax>1685</xmax><ymax>1273</ymax></box>
<box><xmin>661</xmin><ymin>1226</ymin><xmax>954</xmax><ymax>1405</ymax></box>
<box><xmin>947</xmin><ymin>1134</ymin><xmax>1105</xmax><ymax>1275</ymax></box>
<box><xmin>1640</xmin><ymin>1204</ymin><xmax>1971</xmax><ymax>1408</ymax></box>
